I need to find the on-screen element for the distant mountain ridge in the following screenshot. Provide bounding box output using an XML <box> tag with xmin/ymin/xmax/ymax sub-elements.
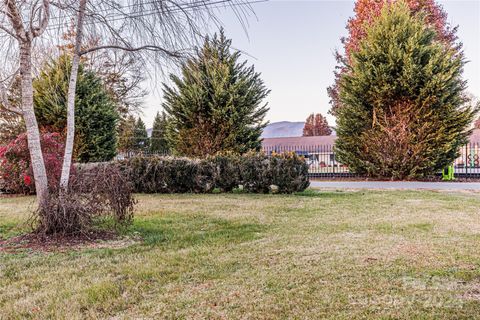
<box><xmin>147</xmin><ymin>121</ymin><xmax>331</xmax><ymax>139</ymax></box>
<box><xmin>261</xmin><ymin>121</ymin><xmax>305</xmax><ymax>138</ymax></box>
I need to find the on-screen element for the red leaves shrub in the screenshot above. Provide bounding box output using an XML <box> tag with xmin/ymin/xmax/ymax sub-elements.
<box><xmin>0</xmin><ymin>132</ymin><xmax>64</xmax><ymax>194</ymax></box>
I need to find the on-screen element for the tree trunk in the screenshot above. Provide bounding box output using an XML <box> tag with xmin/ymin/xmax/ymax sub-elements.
<box><xmin>59</xmin><ymin>0</ymin><xmax>87</xmax><ymax>190</ymax></box>
<box><xmin>20</xmin><ymin>42</ymin><xmax>49</xmax><ymax>208</ymax></box>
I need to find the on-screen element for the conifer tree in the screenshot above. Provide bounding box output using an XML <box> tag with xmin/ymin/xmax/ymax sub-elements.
<box><xmin>133</xmin><ymin>117</ymin><xmax>149</xmax><ymax>151</ymax></box>
<box><xmin>328</xmin><ymin>0</ymin><xmax>458</xmax><ymax>116</ymax></box>
<box><xmin>163</xmin><ymin>29</ymin><xmax>270</xmax><ymax>157</ymax></box>
<box><xmin>33</xmin><ymin>55</ymin><xmax>118</xmax><ymax>162</ymax></box>
<box><xmin>117</xmin><ymin>115</ymin><xmax>137</xmax><ymax>152</ymax></box>
<box><xmin>150</xmin><ymin>111</ymin><xmax>170</xmax><ymax>153</ymax></box>
<box><xmin>335</xmin><ymin>2</ymin><xmax>478</xmax><ymax>179</ymax></box>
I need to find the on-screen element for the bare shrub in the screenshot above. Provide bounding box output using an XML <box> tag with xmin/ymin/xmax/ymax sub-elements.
<box><xmin>34</xmin><ymin>163</ymin><xmax>135</xmax><ymax>237</ymax></box>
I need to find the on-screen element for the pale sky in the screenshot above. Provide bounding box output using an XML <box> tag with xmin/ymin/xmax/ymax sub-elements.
<box><xmin>142</xmin><ymin>0</ymin><xmax>480</xmax><ymax>128</ymax></box>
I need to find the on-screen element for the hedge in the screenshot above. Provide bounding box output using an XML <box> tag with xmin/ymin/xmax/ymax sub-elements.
<box><xmin>121</xmin><ymin>152</ymin><xmax>309</xmax><ymax>194</ymax></box>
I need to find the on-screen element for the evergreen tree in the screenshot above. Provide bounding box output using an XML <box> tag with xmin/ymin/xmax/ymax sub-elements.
<box><xmin>133</xmin><ymin>117</ymin><xmax>149</xmax><ymax>151</ymax></box>
<box><xmin>328</xmin><ymin>0</ymin><xmax>458</xmax><ymax>116</ymax></box>
<box><xmin>117</xmin><ymin>115</ymin><xmax>137</xmax><ymax>152</ymax></box>
<box><xmin>303</xmin><ymin>113</ymin><xmax>332</xmax><ymax>136</ymax></box>
<box><xmin>33</xmin><ymin>55</ymin><xmax>118</xmax><ymax>162</ymax></box>
<box><xmin>335</xmin><ymin>2</ymin><xmax>478</xmax><ymax>179</ymax></box>
<box><xmin>150</xmin><ymin>111</ymin><xmax>170</xmax><ymax>153</ymax></box>
<box><xmin>163</xmin><ymin>29</ymin><xmax>270</xmax><ymax>157</ymax></box>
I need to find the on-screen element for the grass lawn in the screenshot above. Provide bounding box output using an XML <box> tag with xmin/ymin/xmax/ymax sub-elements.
<box><xmin>1</xmin><ymin>190</ymin><xmax>480</xmax><ymax>319</ymax></box>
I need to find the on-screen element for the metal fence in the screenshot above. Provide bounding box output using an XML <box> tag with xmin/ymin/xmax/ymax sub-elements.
<box><xmin>114</xmin><ymin>143</ymin><xmax>480</xmax><ymax>180</ymax></box>
<box><xmin>262</xmin><ymin>143</ymin><xmax>480</xmax><ymax>179</ymax></box>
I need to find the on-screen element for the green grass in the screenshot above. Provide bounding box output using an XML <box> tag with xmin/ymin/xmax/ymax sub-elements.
<box><xmin>1</xmin><ymin>190</ymin><xmax>480</xmax><ymax>319</ymax></box>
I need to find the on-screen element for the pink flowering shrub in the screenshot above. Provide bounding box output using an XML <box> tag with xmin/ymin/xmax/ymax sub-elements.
<box><xmin>0</xmin><ymin>132</ymin><xmax>65</xmax><ymax>194</ymax></box>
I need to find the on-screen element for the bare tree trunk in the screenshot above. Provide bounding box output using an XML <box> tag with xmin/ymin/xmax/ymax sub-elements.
<box><xmin>59</xmin><ymin>0</ymin><xmax>87</xmax><ymax>190</ymax></box>
<box><xmin>20</xmin><ymin>42</ymin><xmax>49</xmax><ymax>208</ymax></box>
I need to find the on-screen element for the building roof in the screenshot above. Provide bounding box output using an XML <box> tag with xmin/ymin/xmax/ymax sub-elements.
<box><xmin>262</xmin><ymin>129</ymin><xmax>480</xmax><ymax>148</ymax></box>
<box><xmin>262</xmin><ymin>135</ymin><xmax>336</xmax><ymax>149</ymax></box>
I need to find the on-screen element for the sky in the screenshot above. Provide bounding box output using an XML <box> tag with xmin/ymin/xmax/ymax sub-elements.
<box><xmin>142</xmin><ymin>0</ymin><xmax>480</xmax><ymax>128</ymax></box>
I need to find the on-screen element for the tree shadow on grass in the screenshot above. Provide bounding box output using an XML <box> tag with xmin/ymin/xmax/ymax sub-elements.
<box><xmin>294</xmin><ymin>189</ymin><xmax>362</xmax><ymax>198</ymax></box>
<box><xmin>131</xmin><ymin>214</ymin><xmax>267</xmax><ymax>249</ymax></box>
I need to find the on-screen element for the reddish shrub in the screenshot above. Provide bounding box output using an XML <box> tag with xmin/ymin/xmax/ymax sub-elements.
<box><xmin>0</xmin><ymin>132</ymin><xmax>65</xmax><ymax>194</ymax></box>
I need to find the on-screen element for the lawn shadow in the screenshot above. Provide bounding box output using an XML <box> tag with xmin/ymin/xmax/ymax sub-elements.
<box><xmin>294</xmin><ymin>188</ymin><xmax>362</xmax><ymax>198</ymax></box>
<box><xmin>131</xmin><ymin>214</ymin><xmax>266</xmax><ymax>248</ymax></box>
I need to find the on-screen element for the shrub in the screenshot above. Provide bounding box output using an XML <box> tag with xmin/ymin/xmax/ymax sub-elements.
<box><xmin>0</xmin><ymin>132</ymin><xmax>64</xmax><ymax>194</ymax></box>
<box><xmin>210</xmin><ymin>153</ymin><xmax>241</xmax><ymax>192</ymax></box>
<box><xmin>127</xmin><ymin>156</ymin><xmax>215</xmax><ymax>193</ymax></box>
<box><xmin>239</xmin><ymin>152</ymin><xmax>273</xmax><ymax>193</ymax></box>
<box><xmin>270</xmin><ymin>152</ymin><xmax>310</xmax><ymax>193</ymax></box>
<box><xmin>125</xmin><ymin>152</ymin><xmax>309</xmax><ymax>194</ymax></box>
<box><xmin>35</xmin><ymin>163</ymin><xmax>135</xmax><ymax>236</ymax></box>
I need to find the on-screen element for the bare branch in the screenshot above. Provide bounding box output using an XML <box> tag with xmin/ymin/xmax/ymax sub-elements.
<box><xmin>0</xmin><ymin>22</ymin><xmax>18</xmax><ymax>39</ymax></box>
<box><xmin>0</xmin><ymin>69</ymin><xmax>21</xmax><ymax>114</ymax></box>
<box><xmin>80</xmin><ymin>44</ymin><xmax>185</xmax><ymax>58</ymax></box>
<box><xmin>31</xmin><ymin>0</ymin><xmax>51</xmax><ymax>37</ymax></box>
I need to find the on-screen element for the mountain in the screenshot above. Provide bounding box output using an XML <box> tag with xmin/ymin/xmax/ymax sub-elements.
<box><xmin>147</xmin><ymin>122</ymin><xmax>334</xmax><ymax>139</ymax></box>
<box><xmin>261</xmin><ymin>121</ymin><xmax>305</xmax><ymax>138</ymax></box>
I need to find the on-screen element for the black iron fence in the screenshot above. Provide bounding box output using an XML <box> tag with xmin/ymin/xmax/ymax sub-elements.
<box><xmin>262</xmin><ymin>143</ymin><xmax>480</xmax><ymax>179</ymax></box>
<box><xmin>115</xmin><ymin>143</ymin><xmax>480</xmax><ymax>179</ymax></box>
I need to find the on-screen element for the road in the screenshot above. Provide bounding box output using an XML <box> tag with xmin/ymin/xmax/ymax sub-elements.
<box><xmin>310</xmin><ymin>180</ymin><xmax>480</xmax><ymax>191</ymax></box>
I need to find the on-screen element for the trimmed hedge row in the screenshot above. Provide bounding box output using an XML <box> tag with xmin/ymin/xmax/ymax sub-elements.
<box><xmin>121</xmin><ymin>152</ymin><xmax>309</xmax><ymax>194</ymax></box>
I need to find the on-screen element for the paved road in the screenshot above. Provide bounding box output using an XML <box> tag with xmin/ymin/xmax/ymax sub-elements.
<box><xmin>310</xmin><ymin>181</ymin><xmax>480</xmax><ymax>191</ymax></box>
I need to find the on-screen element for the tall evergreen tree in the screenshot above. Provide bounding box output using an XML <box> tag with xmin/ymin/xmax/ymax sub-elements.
<box><xmin>33</xmin><ymin>55</ymin><xmax>118</xmax><ymax>162</ymax></box>
<box><xmin>303</xmin><ymin>113</ymin><xmax>332</xmax><ymax>136</ymax></box>
<box><xmin>150</xmin><ymin>111</ymin><xmax>170</xmax><ymax>153</ymax></box>
<box><xmin>335</xmin><ymin>2</ymin><xmax>478</xmax><ymax>179</ymax></box>
<box><xmin>328</xmin><ymin>0</ymin><xmax>458</xmax><ymax>116</ymax></box>
<box><xmin>133</xmin><ymin>117</ymin><xmax>149</xmax><ymax>151</ymax></box>
<box><xmin>163</xmin><ymin>29</ymin><xmax>270</xmax><ymax>157</ymax></box>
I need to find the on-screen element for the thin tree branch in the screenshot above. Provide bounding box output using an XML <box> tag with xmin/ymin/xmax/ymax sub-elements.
<box><xmin>80</xmin><ymin>45</ymin><xmax>185</xmax><ymax>58</ymax></box>
<box><xmin>31</xmin><ymin>0</ymin><xmax>51</xmax><ymax>37</ymax></box>
<box><xmin>0</xmin><ymin>69</ymin><xmax>21</xmax><ymax>115</ymax></box>
<box><xmin>0</xmin><ymin>23</ymin><xmax>18</xmax><ymax>39</ymax></box>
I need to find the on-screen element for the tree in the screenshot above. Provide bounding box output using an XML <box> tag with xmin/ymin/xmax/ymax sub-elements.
<box><xmin>335</xmin><ymin>2</ymin><xmax>479</xmax><ymax>179</ymax></box>
<box><xmin>303</xmin><ymin>113</ymin><xmax>332</xmax><ymax>136</ymax></box>
<box><xmin>58</xmin><ymin>28</ymin><xmax>147</xmax><ymax>118</ymax></box>
<box><xmin>328</xmin><ymin>0</ymin><xmax>459</xmax><ymax>116</ymax></box>
<box><xmin>117</xmin><ymin>115</ymin><xmax>137</xmax><ymax>153</ymax></box>
<box><xmin>150</xmin><ymin>111</ymin><xmax>170</xmax><ymax>153</ymax></box>
<box><xmin>0</xmin><ymin>0</ymin><xmax>258</xmax><ymax>233</ymax></box>
<box><xmin>163</xmin><ymin>30</ymin><xmax>270</xmax><ymax>157</ymax></box>
<box><xmin>133</xmin><ymin>117</ymin><xmax>149</xmax><ymax>151</ymax></box>
<box><xmin>33</xmin><ymin>55</ymin><xmax>118</xmax><ymax>162</ymax></box>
